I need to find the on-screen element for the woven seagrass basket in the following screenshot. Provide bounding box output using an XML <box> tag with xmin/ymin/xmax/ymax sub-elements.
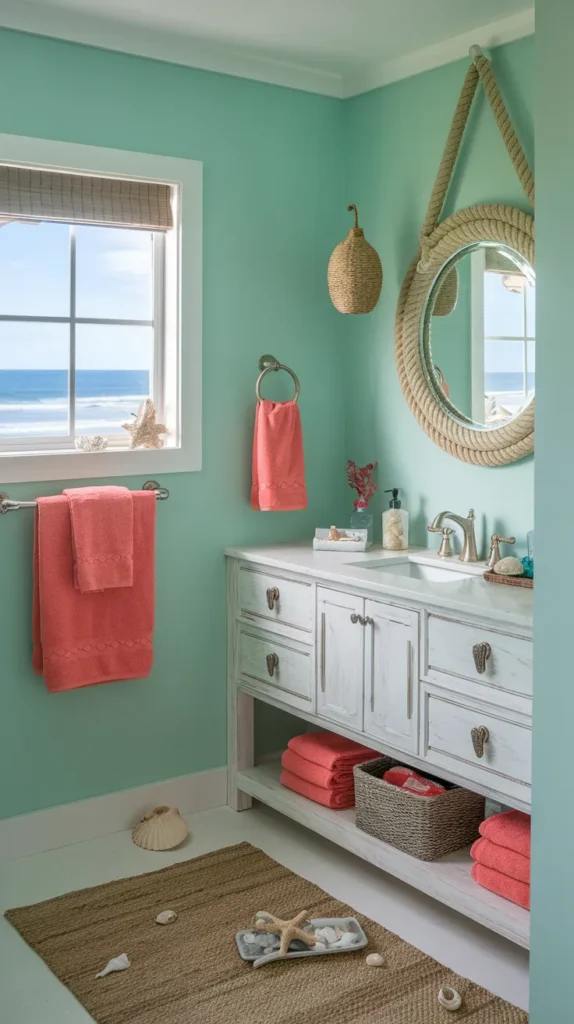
<box><xmin>354</xmin><ymin>757</ymin><xmax>484</xmax><ymax>861</ymax></box>
<box><xmin>328</xmin><ymin>204</ymin><xmax>382</xmax><ymax>314</ymax></box>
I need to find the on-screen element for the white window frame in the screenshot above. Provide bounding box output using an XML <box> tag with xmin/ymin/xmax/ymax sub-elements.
<box><xmin>471</xmin><ymin>247</ymin><xmax>535</xmax><ymax>424</ymax></box>
<box><xmin>0</xmin><ymin>133</ymin><xmax>202</xmax><ymax>484</ymax></box>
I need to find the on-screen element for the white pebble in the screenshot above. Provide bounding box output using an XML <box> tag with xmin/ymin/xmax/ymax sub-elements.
<box><xmin>331</xmin><ymin>932</ymin><xmax>359</xmax><ymax>949</ymax></box>
<box><xmin>438</xmin><ymin>986</ymin><xmax>462</xmax><ymax>1011</ymax></box>
<box><xmin>155</xmin><ymin>910</ymin><xmax>177</xmax><ymax>925</ymax></box>
<box><xmin>366</xmin><ymin>952</ymin><xmax>385</xmax><ymax>967</ymax></box>
<box><xmin>315</xmin><ymin>926</ymin><xmax>338</xmax><ymax>945</ymax></box>
<box><xmin>313</xmin><ymin>941</ymin><xmax>327</xmax><ymax>951</ymax></box>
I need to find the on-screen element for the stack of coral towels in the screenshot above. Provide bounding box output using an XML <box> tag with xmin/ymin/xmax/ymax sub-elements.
<box><xmin>280</xmin><ymin>732</ymin><xmax>378</xmax><ymax>809</ymax></box>
<box><xmin>471</xmin><ymin>809</ymin><xmax>531</xmax><ymax>910</ymax></box>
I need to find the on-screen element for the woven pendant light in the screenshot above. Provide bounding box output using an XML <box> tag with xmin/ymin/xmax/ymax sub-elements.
<box><xmin>328</xmin><ymin>204</ymin><xmax>382</xmax><ymax>314</ymax></box>
<box><xmin>433</xmin><ymin>266</ymin><xmax>459</xmax><ymax>316</ymax></box>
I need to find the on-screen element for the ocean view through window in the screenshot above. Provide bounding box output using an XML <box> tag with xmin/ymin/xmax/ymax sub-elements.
<box><xmin>0</xmin><ymin>221</ymin><xmax>158</xmax><ymax>445</ymax></box>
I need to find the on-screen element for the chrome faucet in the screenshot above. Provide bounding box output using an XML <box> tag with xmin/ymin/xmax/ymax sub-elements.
<box><xmin>428</xmin><ymin>509</ymin><xmax>479</xmax><ymax>563</ymax></box>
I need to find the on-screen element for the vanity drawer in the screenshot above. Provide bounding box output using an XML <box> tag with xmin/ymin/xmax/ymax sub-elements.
<box><xmin>425</xmin><ymin>615</ymin><xmax>532</xmax><ymax>697</ymax></box>
<box><xmin>423</xmin><ymin>690</ymin><xmax>531</xmax><ymax>803</ymax></box>
<box><xmin>239</xmin><ymin>566</ymin><xmax>313</xmax><ymax>638</ymax></box>
<box><xmin>239</xmin><ymin>627</ymin><xmax>314</xmax><ymax>712</ymax></box>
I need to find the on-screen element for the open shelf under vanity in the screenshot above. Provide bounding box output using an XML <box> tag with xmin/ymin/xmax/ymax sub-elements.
<box><xmin>237</xmin><ymin>760</ymin><xmax>529</xmax><ymax>949</ymax></box>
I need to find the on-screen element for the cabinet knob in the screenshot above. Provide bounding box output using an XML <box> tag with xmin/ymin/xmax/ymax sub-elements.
<box><xmin>471</xmin><ymin>725</ymin><xmax>489</xmax><ymax>758</ymax></box>
<box><xmin>472</xmin><ymin>641</ymin><xmax>491</xmax><ymax>674</ymax></box>
<box><xmin>266</xmin><ymin>653</ymin><xmax>279</xmax><ymax>677</ymax></box>
<box><xmin>350</xmin><ymin>613</ymin><xmax>360</xmax><ymax>624</ymax></box>
<box><xmin>266</xmin><ymin>586</ymin><xmax>280</xmax><ymax>610</ymax></box>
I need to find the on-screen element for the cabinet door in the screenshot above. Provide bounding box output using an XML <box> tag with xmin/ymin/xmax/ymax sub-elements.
<box><xmin>317</xmin><ymin>587</ymin><xmax>364</xmax><ymax>730</ymax></box>
<box><xmin>364</xmin><ymin>599</ymin><xmax>419</xmax><ymax>754</ymax></box>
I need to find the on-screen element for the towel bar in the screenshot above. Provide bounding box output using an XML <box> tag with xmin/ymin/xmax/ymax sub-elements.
<box><xmin>0</xmin><ymin>479</ymin><xmax>169</xmax><ymax>515</ymax></box>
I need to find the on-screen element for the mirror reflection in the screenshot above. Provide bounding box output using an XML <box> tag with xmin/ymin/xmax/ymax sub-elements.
<box><xmin>424</xmin><ymin>243</ymin><xmax>535</xmax><ymax>428</ymax></box>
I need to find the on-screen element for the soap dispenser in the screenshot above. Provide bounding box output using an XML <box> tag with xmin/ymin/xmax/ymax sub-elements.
<box><xmin>382</xmin><ymin>488</ymin><xmax>409</xmax><ymax>550</ymax></box>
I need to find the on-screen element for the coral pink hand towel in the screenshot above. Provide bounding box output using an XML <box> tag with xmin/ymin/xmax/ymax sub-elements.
<box><xmin>63</xmin><ymin>485</ymin><xmax>133</xmax><ymax>593</ymax></box>
<box><xmin>280</xmin><ymin>770</ymin><xmax>354</xmax><ymax>809</ymax></box>
<box><xmin>33</xmin><ymin>492</ymin><xmax>155</xmax><ymax>692</ymax></box>
<box><xmin>287</xmin><ymin>731</ymin><xmax>378</xmax><ymax>772</ymax></box>
<box><xmin>471</xmin><ymin>837</ymin><xmax>530</xmax><ymax>885</ymax></box>
<box><xmin>471</xmin><ymin>863</ymin><xmax>530</xmax><ymax>910</ymax></box>
<box><xmin>281</xmin><ymin>748</ymin><xmax>355</xmax><ymax>789</ymax></box>
<box><xmin>251</xmin><ymin>400</ymin><xmax>307</xmax><ymax>511</ymax></box>
<box><xmin>479</xmin><ymin>809</ymin><xmax>531</xmax><ymax>858</ymax></box>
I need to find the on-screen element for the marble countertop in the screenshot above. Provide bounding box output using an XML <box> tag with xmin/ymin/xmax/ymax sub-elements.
<box><xmin>225</xmin><ymin>541</ymin><xmax>533</xmax><ymax>633</ymax></box>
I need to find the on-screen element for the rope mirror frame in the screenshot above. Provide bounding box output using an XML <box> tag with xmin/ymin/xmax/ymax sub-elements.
<box><xmin>396</xmin><ymin>203</ymin><xmax>534</xmax><ymax>466</ymax></box>
<box><xmin>395</xmin><ymin>48</ymin><xmax>535</xmax><ymax>467</ymax></box>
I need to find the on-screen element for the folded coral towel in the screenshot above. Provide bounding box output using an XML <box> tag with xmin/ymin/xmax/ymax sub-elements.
<box><xmin>471</xmin><ymin>837</ymin><xmax>530</xmax><ymax>885</ymax></box>
<box><xmin>33</xmin><ymin>492</ymin><xmax>155</xmax><ymax>692</ymax></box>
<box><xmin>281</xmin><ymin>748</ymin><xmax>355</xmax><ymax>790</ymax></box>
<box><xmin>63</xmin><ymin>485</ymin><xmax>134</xmax><ymax>593</ymax></box>
<box><xmin>280</xmin><ymin>769</ymin><xmax>355</xmax><ymax>809</ymax></box>
<box><xmin>287</xmin><ymin>732</ymin><xmax>378</xmax><ymax>772</ymax></box>
<box><xmin>479</xmin><ymin>809</ymin><xmax>531</xmax><ymax>859</ymax></box>
<box><xmin>471</xmin><ymin>862</ymin><xmax>530</xmax><ymax>910</ymax></box>
<box><xmin>383</xmin><ymin>765</ymin><xmax>446</xmax><ymax>798</ymax></box>
<box><xmin>251</xmin><ymin>400</ymin><xmax>307</xmax><ymax>511</ymax></box>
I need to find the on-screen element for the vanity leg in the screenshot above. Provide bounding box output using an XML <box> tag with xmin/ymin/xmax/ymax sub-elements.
<box><xmin>227</xmin><ymin>559</ymin><xmax>253</xmax><ymax>810</ymax></box>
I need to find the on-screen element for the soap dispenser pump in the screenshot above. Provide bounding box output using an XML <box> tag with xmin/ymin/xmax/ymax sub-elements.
<box><xmin>382</xmin><ymin>488</ymin><xmax>409</xmax><ymax>551</ymax></box>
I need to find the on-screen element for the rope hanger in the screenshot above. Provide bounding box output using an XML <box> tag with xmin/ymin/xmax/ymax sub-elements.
<box><xmin>418</xmin><ymin>46</ymin><xmax>534</xmax><ymax>274</ymax></box>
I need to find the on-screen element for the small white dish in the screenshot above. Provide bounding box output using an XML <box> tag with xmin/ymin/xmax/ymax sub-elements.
<box><xmin>313</xmin><ymin>529</ymin><xmax>370</xmax><ymax>552</ymax></box>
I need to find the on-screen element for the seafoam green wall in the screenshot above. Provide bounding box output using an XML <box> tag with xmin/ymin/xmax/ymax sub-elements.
<box><xmin>344</xmin><ymin>37</ymin><xmax>534</xmax><ymax>553</ymax></box>
<box><xmin>0</xmin><ymin>29</ymin><xmax>347</xmax><ymax>818</ymax></box>
<box><xmin>530</xmin><ymin>5</ymin><xmax>572</xmax><ymax>1021</ymax></box>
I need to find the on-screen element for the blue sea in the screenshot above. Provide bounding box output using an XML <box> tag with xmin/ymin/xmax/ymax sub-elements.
<box><xmin>0</xmin><ymin>370</ymin><xmax>149</xmax><ymax>437</ymax></box>
<box><xmin>485</xmin><ymin>372</ymin><xmax>535</xmax><ymax>394</ymax></box>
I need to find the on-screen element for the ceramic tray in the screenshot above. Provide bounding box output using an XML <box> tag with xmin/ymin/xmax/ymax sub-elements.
<box><xmin>313</xmin><ymin>529</ymin><xmax>370</xmax><ymax>551</ymax></box>
<box><xmin>236</xmin><ymin>916</ymin><xmax>368</xmax><ymax>965</ymax></box>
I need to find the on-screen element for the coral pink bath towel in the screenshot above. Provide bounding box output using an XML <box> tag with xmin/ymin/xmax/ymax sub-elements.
<box><xmin>63</xmin><ymin>485</ymin><xmax>134</xmax><ymax>593</ymax></box>
<box><xmin>33</xmin><ymin>492</ymin><xmax>155</xmax><ymax>692</ymax></box>
<box><xmin>251</xmin><ymin>400</ymin><xmax>307</xmax><ymax>511</ymax></box>
<box><xmin>471</xmin><ymin>837</ymin><xmax>530</xmax><ymax>885</ymax></box>
<box><xmin>479</xmin><ymin>809</ymin><xmax>531</xmax><ymax>859</ymax></box>
<box><xmin>281</xmin><ymin>748</ymin><xmax>355</xmax><ymax>789</ymax></box>
<box><xmin>280</xmin><ymin>769</ymin><xmax>355</xmax><ymax>809</ymax></box>
<box><xmin>471</xmin><ymin>863</ymin><xmax>530</xmax><ymax>910</ymax></box>
<box><xmin>287</xmin><ymin>731</ymin><xmax>378</xmax><ymax>772</ymax></box>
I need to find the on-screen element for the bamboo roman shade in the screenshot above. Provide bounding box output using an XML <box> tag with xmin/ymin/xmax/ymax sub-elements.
<box><xmin>0</xmin><ymin>165</ymin><xmax>173</xmax><ymax>231</ymax></box>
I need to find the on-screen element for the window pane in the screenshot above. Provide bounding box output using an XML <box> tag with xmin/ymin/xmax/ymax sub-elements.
<box><xmin>0</xmin><ymin>322</ymin><xmax>69</xmax><ymax>436</ymax></box>
<box><xmin>75</xmin><ymin>324</ymin><xmax>152</xmax><ymax>435</ymax></box>
<box><xmin>527</xmin><ymin>340</ymin><xmax>535</xmax><ymax>392</ymax></box>
<box><xmin>0</xmin><ymin>221</ymin><xmax>70</xmax><ymax>317</ymax></box>
<box><xmin>485</xmin><ymin>340</ymin><xmax>525</xmax><ymax>394</ymax></box>
<box><xmin>526</xmin><ymin>281</ymin><xmax>535</xmax><ymax>337</ymax></box>
<box><xmin>76</xmin><ymin>226</ymin><xmax>154</xmax><ymax>320</ymax></box>
<box><xmin>484</xmin><ymin>271</ymin><xmax>524</xmax><ymax>338</ymax></box>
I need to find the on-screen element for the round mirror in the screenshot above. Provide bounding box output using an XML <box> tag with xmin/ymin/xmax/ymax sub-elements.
<box><xmin>422</xmin><ymin>242</ymin><xmax>535</xmax><ymax>429</ymax></box>
<box><xmin>395</xmin><ymin>204</ymin><xmax>534</xmax><ymax>465</ymax></box>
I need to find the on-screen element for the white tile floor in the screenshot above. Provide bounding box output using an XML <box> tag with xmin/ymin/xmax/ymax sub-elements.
<box><xmin>0</xmin><ymin>803</ymin><xmax>529</xmax><ymax>1022</ymax></box>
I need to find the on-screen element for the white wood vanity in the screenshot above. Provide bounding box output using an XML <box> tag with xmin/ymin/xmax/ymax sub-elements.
<box><xmin>226</xmin><ymin>542</ymin><xmax>533</xmax><ymax>948</ymax></box>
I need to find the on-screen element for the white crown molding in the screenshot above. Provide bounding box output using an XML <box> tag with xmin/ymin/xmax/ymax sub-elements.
<box><xmin>0</xmin><ymin>766</ymin><xmax>228</xmax><ymax>863</ymax></box>
<box><xmin>0</xmin><ymin>0</ymin><xmax>344</xmax><ymax>97</ymax></box>
<box><xmin>0</xmin><ymin>1</ymin><xmax>534</xmax><ymax>99</ymax></box>
<box><xmin>341</xmin><ymin>9</ymin><xmax>535</xmax><ymax>98</ymax></box>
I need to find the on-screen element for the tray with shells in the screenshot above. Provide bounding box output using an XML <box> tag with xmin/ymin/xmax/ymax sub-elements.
<box><xmin>236</xmin><ymin>916</ymin><xmax>367</xmax><ymax>968</ymax></box>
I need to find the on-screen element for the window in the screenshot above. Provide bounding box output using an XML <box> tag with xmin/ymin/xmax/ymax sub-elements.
<box><xmin>471</xmin><ymin>246</ymin><xmax>535</xmax><ymax>425</ymax></box>
<box><xmin>0</xmin><ymin>135</ymin><xmax>202</xmax><ymax>482</ymax></box>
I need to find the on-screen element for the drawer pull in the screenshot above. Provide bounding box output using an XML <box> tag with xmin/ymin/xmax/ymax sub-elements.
<box><xmin>266</xmin><ymin>586</ymin><xmax>280</xmax><ymax>610</ymax></box>
<box><xmin>266</xmin><ymin>653</ymin><xmax>279</xmax><ymax>677</ymax></box>
<box><xmin>472</xmin><ymin>641</ymin><xmax>492</xmax><ymax>674</ymax></box>
<box><xmin>471</xmin><ymin>725</ymin><xmax>490</xmax><ymax>758</ymax></box>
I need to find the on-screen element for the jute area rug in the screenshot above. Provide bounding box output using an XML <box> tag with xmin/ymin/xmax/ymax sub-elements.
<box><xmin>5</xmin><ymin>842</ymin><xmax>527</xmax><ymax>1024</ymax></box>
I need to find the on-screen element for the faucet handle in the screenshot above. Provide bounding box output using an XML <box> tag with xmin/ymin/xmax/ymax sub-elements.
<box><xmin>428</xmin><ymin>525</ymin><xmax>442</xmax><ymax>534</ymax></box>
<box><xmin>486</xmin><ymin>533</ymin><xmax>516</xmax><ymax>570</ymax></box>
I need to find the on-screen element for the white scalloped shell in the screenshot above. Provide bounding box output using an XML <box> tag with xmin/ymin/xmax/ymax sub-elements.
<box><xmin>132</xmin><ymin>806</ymin><xmax>189</xmax><ymax>851</ymax></box>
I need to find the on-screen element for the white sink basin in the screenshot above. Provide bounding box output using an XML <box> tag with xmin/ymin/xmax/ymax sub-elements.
<box><xmin>358</xmin><ymin>560</ymin><xmax>477</xmax><ymax>583</ymax></box>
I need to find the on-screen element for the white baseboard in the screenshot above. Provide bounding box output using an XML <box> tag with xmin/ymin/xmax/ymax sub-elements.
<box><xmin>0</xmin><ymin>766</ymin><xmax>228</xmax><ymax>864</ymax></box>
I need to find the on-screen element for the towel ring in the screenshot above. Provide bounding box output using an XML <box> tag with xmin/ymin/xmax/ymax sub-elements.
<box><xmin>256</xmin><ymin>354</ymin><xmax>300</xmax><ymax>403</ymax></box>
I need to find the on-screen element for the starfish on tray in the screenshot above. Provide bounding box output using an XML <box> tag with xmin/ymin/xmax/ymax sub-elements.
<box><xmin>254</xmin><ymin>910</ymin><xmax>316</xmax><ymax>957</ymax></box>
<box><xmin>122</xmin><ymin>398</ymin><xmax>167</xmax><ymax>450</ymax></box>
